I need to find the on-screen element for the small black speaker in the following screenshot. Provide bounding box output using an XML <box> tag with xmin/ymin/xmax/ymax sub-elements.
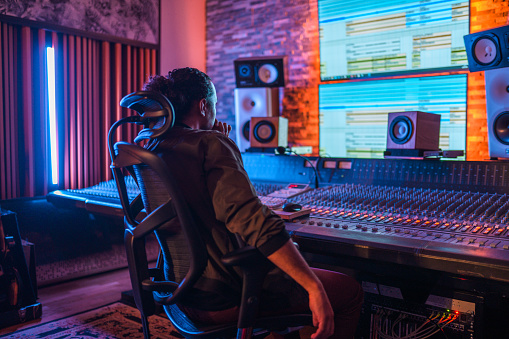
<box><xmin>234</xmin><ymin>56</ymin><xmax>287</xmax><ymax>88</ymax></box>
<box><xmin>464</xmin><ymin>25</ymin><xmax>509</xmax><ymax>72</ymax></box>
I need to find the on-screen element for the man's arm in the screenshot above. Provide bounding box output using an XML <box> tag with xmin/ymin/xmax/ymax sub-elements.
<box><xmin>267</xmin><ymin>239</ymin><xmax>334</xmax><ymax>339</ymax></box>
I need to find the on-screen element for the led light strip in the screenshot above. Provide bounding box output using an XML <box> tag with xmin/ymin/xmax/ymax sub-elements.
<box><xmin>46</xmin><ymin>47</ymin><xmax>58</xmax><ymax>185</ymax></box>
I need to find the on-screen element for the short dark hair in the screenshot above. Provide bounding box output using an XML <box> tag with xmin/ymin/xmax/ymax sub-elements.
<box><xmin>143</xmin><ymin>67</ymin><xmax>214</xmax><ymax>121</ymax></box>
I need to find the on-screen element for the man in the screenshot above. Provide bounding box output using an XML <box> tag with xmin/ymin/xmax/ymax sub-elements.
<box><xmin>143</xmin><ymin>67</ymin><xmax>363</xmax><ymax>338</ymax></box>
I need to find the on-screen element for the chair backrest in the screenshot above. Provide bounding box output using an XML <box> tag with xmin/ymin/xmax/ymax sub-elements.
<box><xmin>109</xmin><ymin>91</ymin><xmax>313</xmax><ymax>338</ymax></box>
<box><xmin>108</xmin><ymin>91</ymin><xmax>208</xmax><ymax>321</ymax></box>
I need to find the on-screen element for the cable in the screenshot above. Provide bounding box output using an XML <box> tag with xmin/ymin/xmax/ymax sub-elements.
<box><xmin>374</xmin><ymin>310</ymin><xmax>458</xmax><ymax>339</ymax></box>
<box><xmin>275</xmin><ymin>146</ymin><xmax>320</xmax><ymax>188</ymax></box>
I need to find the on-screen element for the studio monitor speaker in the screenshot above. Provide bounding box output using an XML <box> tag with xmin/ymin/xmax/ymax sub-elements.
<box><xmin>464</xmin><ymin>25</ymin><xmax>509</xmax><ymax>72</ymax></box>
<box><xmin>386</xmin><ymin>111</ymin><xmax>441</xmax><ymax>150</ymax></box>
<box><xmin>234</xmin><ymin>56</ymin><xmax>287</xmax><ymax>88</ymax></box>
<box><xmin>250</xmin><ymin>116</ymin><xmax>288</xmax><ymax>149</ymax></box>
<box><xmin>485</xmin><ymin>68</ymin><xmax>509</xmax><ymax>158</ymax></box>
<box><xmin>464</xmin><ymin>25</ymin><xmax>509</xmax><ymax>158</ymax></box>
<box><xmin>234</xmin><ymin>87</ymin><xmax>279</xmax><ymax>152</ymax></box>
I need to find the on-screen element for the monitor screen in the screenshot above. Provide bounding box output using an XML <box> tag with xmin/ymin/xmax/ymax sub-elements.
<box><xmin>318</xmin><ymin>0</ymin><xmax>470</xmax><ymax>80</ymax></box>
<box><xmin>319</xmin><ymin>74</ymin><xmax>467</xmax><ymax>158</ymax></box>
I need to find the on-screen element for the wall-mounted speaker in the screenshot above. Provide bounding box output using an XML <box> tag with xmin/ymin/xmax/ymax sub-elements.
<box><xmin>486</xmin><ymin>68</ymin><xmax>509</xmax><ymax>158</ymax></box>
<box><xmin>464</xmin><ymin>25</ymin><xmax>509</xmax><ymax>72</ymax></box>
<box><xmin>234</xmin><ymin>87</ymin><xmax>279</xmax><ymax>152</ymax></box>
<box><xmin>386</xmin><ymin>111</ymin><xmax>441</xmax><ymax>151</ymax></box>
<box><xmin>234</xmin><ymin>56</ymin><xmax>287</xmax><ymax>88</ymax></box>
<box><xmin>250</xmin><ymin>116</ymin><xmax>288</xmax><ymax>149</ymax></box>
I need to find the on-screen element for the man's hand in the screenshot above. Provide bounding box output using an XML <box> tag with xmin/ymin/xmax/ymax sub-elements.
<box><xmin>267</xmin><ymin>240</ymin><xmax>335</xmax><ymax>338</ymax></box>
<box><xmin>309</xmin><ymin>289</ymin><xmax>334</xmax><ymax>339</ymax></box>
<box><xmin>213</xmin><ymin>119</ymin><xmax>232</xmax><ymax>136</ymax></box>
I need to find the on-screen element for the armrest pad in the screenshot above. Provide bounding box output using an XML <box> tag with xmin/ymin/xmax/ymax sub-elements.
<box><xmin>142</xmin><ymin>279</ymin><xmax>178</xmax><ymax>293</ymax></box>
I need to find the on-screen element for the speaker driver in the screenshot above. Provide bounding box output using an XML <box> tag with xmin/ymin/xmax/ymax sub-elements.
<box><xmin>242</xmin><ymin>121</ymin><xmax>250</xmax><ymax>141</ymax></box>
<box><xmin>253</xmin><ymin>121</ymin><xmax>276</xmax><ymax>143</ymax></box>
<box><xmin>473</xmin><ymin>36</ymin><xmax>498</xmax><ymax>65</ymax></box>
<box><xmin>241</xmin><ymin>97</ymin><xmax>257</xmax><ymax>112</ymax></box>
<box><xmin>238</xmin><ymin>64</ymin><xmax>252</xmax><ymax>78</ymax></box>
<box><xmin>389</xmin><ymin>116</ymin><xmax>413</xmax><ymax>144</ymax></box>
<box><xmin>258</xmin><ymin>64</ymin><xmax>279</xmax><ymax>84</ymax></box>
<box><xmin>494</xmin><ymin>112</ymin><xmax>509</xmax><ymax>145</ymax></box>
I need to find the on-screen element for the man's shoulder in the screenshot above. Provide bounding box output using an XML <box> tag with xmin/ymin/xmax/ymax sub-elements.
<box><xmin>166</xmin><ymin>127</ymin><xmax>241</xmax><ymax>152</ymax></box>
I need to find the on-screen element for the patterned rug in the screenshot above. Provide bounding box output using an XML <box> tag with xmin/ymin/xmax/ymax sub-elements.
<box><xmin>36</xmin><ymin>241</ymin><xmax>160</xmax><ymax>287</ymax></box>
<box><xmin>0</xmin><ymin>302</ymin><xmax>184</xmax><ymax>339</ymax></box>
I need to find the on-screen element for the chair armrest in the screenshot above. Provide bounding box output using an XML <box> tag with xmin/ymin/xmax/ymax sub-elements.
<box><xmin>222</xmin><ymin>246</ymin><xmax>273</xmax><ymax>330</ymax></box>
<box><xmin>142</xmin><ymin>279</ymin><xmax>178</xmax><ymax>293</ymax></box>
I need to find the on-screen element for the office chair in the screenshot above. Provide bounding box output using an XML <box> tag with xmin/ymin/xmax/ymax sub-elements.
<box><xmin>108</xmin><ymin>91</ymin><xmax>312</xmax><ymax>338</ymax></box>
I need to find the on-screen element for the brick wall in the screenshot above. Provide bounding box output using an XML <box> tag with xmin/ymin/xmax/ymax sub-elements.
<box><xmin>206</xmin><ymin>0</ymin><xmax>508</xmax><ymax>159</ymax></box>
<box><xmin>206</xmin><ymin>0</ymin><xmax>319</xmax><ymax>152</ymax></box>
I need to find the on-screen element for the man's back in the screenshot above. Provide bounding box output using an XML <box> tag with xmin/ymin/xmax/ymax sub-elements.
<box><xmin>145</xmin><ymin>125</ymin><xmax>292</xmax><ymax>311</ymax></box>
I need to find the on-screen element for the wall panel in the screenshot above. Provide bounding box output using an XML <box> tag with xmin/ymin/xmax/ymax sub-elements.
<box><xmin>0</xmin><ymin>21</ymin><xmax>158</xmax><ymax>199</ymax></box>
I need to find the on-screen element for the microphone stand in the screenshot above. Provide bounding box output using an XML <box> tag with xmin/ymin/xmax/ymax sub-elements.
<box><xmin>276</xmin><ymin>147</ymin><xmax>319</xmax><ymax>188</ymax></box>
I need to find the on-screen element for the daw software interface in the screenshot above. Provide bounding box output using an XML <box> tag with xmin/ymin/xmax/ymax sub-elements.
<box><xmin>318</xmin><ymin>0</ymin><xmax>470</xmax><ymax>80</ymax></box>
<box><xmin>318</xmin><ymin>74</ymin><xmax>468</xmax><ymax>158</ymax></box>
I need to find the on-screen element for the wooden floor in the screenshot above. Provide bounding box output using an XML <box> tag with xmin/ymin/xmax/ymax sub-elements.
<box><xmin>0</xmin><ymin>267</ymin><xmax>133</xmax><ymax>336</ymax></box>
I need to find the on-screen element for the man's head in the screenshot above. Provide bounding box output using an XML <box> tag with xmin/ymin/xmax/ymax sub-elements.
<box><xmin>143</xmin><ymin>67</ymin><xmax>217</xmax><ymax>130</ymax></box>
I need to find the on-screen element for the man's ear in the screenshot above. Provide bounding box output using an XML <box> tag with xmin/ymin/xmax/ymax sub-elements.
<box><xmin>199</xmin><ymin>98</ymin><xmax>207</xmax><ymax>116</ymax></box>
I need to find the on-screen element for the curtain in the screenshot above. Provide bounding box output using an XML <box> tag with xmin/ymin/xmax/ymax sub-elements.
<box><xmin>0</xmin><ymin>22</ymin><xmax>157</xmax><ymax>200</ymax></box>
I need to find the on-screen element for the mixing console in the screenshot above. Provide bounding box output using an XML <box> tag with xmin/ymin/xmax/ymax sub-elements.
<box><xmin>47</xmin><ymin>154</ymin><xmax>509</xmax><ymax>337</ymax></box>
<box><xmin>289</xmin><ymin>183</ymin><xmax>509</xmax><ymax>246</ymax></box>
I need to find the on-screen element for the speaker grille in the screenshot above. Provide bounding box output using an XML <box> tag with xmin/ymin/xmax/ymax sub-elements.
<box><xmin>389</xmin><ymin>116</ymin><xmax>413</xmax><ymax>144</ymax></box>
<box><xmin>258</xmin><ymin>64</ymin><xmax>279</xmax><ymax>84</ymax></box>
<box><xmin>242</xmin><ymin>121</ymin><xmax>251</xmax><ymax>140</ymax></box>
<box><xmin>253</xmin><ymin>121</ymin><xmax>276</xmax><ymax>143</ymax></box>
<box><xmin>473</xmin><ymin>36</ymin><xmax>499</xmax><ymax>66</ymax></box>
<box><xmin>494</xmin><ymin>112</ymin><xmax>509</xmax><ymax>145</ymax></box>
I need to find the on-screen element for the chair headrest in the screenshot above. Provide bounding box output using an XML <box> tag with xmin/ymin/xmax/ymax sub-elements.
<box><xmin>120</xmin><ymin>91</ymin><xmax>175</xmax><ymax>142</ymax></box>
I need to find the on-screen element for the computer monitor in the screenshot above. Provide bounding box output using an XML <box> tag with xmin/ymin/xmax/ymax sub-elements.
<box><xmin>318</xmin><ymin>0</ymin><xmax>470</xmax><ymax>81</ymax></box>
<box><xmin>319</xmin><ymin>74</ymin><xmax>467</xmax><ymax>158</ymax></box>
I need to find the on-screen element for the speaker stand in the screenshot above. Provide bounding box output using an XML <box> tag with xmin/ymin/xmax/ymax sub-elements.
<box><xmin>245</xmin><ymin>147</ymin><xmax>277</xmax><ymax>153</ymax></box>
<box><xmin>384</xmin><ymin>149</ymin><xmax>464</xmax><ymax>160</ymax></box>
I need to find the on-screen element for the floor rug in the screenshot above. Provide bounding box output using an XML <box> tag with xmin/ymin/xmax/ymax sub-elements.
<box><xmin>36</xmin><ymin>241</ymin><xmax>160</xmax><ymax>287</ymax></box>
<box><xmin>0</xmin><ymin>302</ymin><xmax>184</xmax><ymax>339</ymax></box>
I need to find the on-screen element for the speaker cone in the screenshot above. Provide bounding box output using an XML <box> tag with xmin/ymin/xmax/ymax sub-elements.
<box><xmin>473</xmin><ymin>36</ymin><xmax>499</xmax><ymax>65</ymax></box>
<box><xmin>253</xmin><ymin>121</ymin><xmax>276</xmax><ymax>143</ymax></box>
<box><xmin>238</xmin><ymin>64</ymin><xmax>252</xmax><ymax>78</ymax></box>
<box><xmin>258</xmin><ymin>64</ymin><xmax>278</xmax><ymax>84</ymax></box>
<box><xmin>389</xmin><ymin>116</ymin><xmax>413</xmax><ymax>144</ymax></box>
<box><xmin>242</xmin><ymin>97</ymin><xmax>257</xmax><ymax>112</ymax></box>
<box><xmin>494</xmin><ymin>112</ymin><xmax>509</xmax><ymax>145</ymax></box>
<box><xmin>242</xmin><ymin>121</ymin><xmax>250</xmax><ymax>141</ymax></box>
